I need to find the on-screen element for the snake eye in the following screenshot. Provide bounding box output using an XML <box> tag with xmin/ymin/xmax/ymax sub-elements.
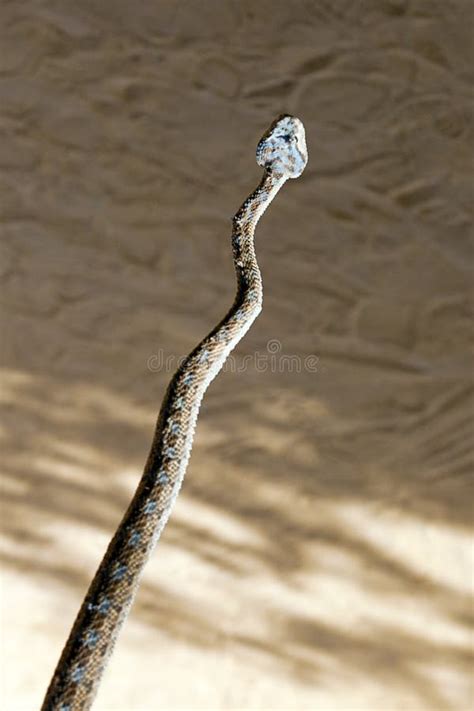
<box><xmin>282</xmin><ymin>133</ymin><xmax>292</xmax><ymax>143</ymax></box>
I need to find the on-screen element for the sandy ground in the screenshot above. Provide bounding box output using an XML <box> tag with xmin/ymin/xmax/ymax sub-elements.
<box><xmin>1</xmin><ymin>1</ymin><xmax>473</xmax><ymax>710</ymax></box>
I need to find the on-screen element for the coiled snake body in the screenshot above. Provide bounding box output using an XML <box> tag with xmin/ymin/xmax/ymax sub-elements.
<box><xmin>42</xmin><ymin>114</ymin><xmax>308</xmax><ymax>710</ymax></box>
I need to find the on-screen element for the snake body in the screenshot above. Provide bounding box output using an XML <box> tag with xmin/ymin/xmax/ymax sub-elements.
<box><xmin>41</xmin><ymin>114</ymin><xmax>308</xmax><ymax>710</ymax></box>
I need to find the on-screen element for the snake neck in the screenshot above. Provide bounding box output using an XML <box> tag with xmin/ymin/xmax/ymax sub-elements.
<box><xmin>231</xmin><ymin>168</ymin><xmax>286</xmax><ymax>300</ymax></box>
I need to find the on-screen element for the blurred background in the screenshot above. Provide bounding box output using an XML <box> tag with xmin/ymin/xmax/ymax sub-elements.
<box><xmin>1</xmin><ymin>1</ymin><xmax>473</xmax><ymax>709</ymax></box>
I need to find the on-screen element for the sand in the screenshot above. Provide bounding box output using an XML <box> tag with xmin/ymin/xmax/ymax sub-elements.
<box><xmin>1</xmin><ymin>1</ymin><xmax>473</xmax><ymax>709</ymax></box>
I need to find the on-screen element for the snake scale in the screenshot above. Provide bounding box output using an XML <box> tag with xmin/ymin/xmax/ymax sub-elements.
<box><xmin>41</xmin><ymin>114</ymin><xmax>308</xmax><ymax>710</ymax></box>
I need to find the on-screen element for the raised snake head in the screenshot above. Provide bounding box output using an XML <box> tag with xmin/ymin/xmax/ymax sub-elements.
<box><xmin>256</xmin><ymin>114</ymin><xmax>308</xmax><ymax>179</ymax></box>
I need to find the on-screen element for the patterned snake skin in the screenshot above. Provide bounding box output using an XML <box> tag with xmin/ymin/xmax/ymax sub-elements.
<box><xmin>41</xmin><ymin>114</ymin><xmax>308</xmax><ymax>710</ymax></box>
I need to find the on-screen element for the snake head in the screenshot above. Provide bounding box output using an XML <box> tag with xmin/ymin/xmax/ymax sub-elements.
<box><xmin>256</xmin><ymin>114</ymin><xmax>308</xmax><ymax>179</ymax></box>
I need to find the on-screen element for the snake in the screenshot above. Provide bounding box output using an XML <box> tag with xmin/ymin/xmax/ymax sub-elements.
<box><xmin>41</xmin><ymin>114</ymin><xmax>308</xmax><ymax>710</ymax></box>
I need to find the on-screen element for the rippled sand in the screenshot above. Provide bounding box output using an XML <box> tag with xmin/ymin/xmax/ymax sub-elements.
<box><xmin>1</xmin><ymin>2</ymin><xmax>473</xmax><ymax>709</ymax></box>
